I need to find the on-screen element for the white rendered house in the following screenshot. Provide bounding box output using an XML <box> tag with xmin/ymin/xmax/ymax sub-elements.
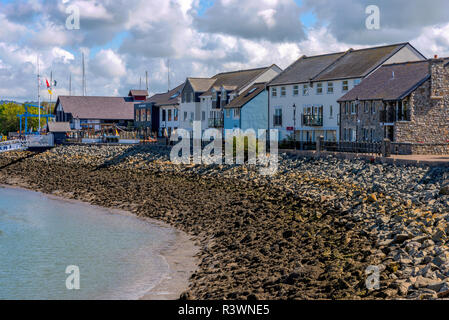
<box><xmin>267</xmin><ymin>43</ymin><xmax>426</xmax><ymax>142</ymax></box>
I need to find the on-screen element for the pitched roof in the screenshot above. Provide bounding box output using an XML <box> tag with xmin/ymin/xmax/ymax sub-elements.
<box><xmin>314</xmin><ymin>44</ymin><xmax>409</xmax><ymax>81</ymax></box>
<box><xmin>268</xmin><ymin>52</ymin><xmax>346</xmax><ymax>86</ymax></box>
<box><xmin>145</xmin><ymin>83</ymin><xmax>184</xmax><ymax>106</ymax></box>
<box><xmin>200</xmin><ymin>66</ymin><xmax>275</xmax><ymax>97</ymax></box>
<box><xmin>129</xmin><ymin>90</ymin><xmax>149</xmax><ymax>97</ymax></box>
<box><xmin>47</xmin><ymin>122</ymin><xmax>72</xmax><ymax>132</ymax></box>
<box><xmin>269</xmin><ymin>43</ymin><xmax>418</xmax><ymax>86</ymax></box>
<box><xmin>225</xmin><ymin>83</ymin><xmax>266</xmax><ymax>109</ymax></box>
<box><xmin>56</xmin><ymin>96</ymin><xmax>136</xmax><ymax>120</ymax></box>
<box><xmin>337</xmin><ymin>60</ymin><xmax>444</xmax><ymax>102</ymax></box>
<box><xmin>187</xmin><ymin>78</ymin><xmax>217</xmax><ymax>92</ymax></box>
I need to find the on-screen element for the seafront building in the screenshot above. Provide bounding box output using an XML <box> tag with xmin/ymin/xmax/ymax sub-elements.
<box><xmin>179</xmin><ymin>65</ymin><xmax>282</xmax><ymax>133</ymax></box>
<box><xmin>338</xmin><ymin>57</ymin><xmax>449</xmax><ymax>155</ymax></box>
<box><xmin>267</xmin><ymin>43</ymin><xmax>426</xmax><ymax>142</ymax></box>
<box><xmin>55</xmin><ymin>90</ymin><xmax>148</xmax><ymax>131</ymax></box>
<box><xmin>134</xmin><ymin>84</ymin><xmax>184</xmax><ymax>138</ymax></box>
<box><xmin>223</xmin><ymin>82</ymin><xmax>269</xmax><ymax>133</ymax></box>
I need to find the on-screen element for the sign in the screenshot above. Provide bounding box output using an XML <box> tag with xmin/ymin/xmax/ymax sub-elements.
<box><xmin>286</xmin><ymin>127</ymin><xmax>294</xmax><ymax>131</ymax></box>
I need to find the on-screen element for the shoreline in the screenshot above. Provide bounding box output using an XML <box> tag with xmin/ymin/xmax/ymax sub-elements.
<box><xmin>0</xmin><ymin>183</ymin><xmax>199</xmax><ymax>300</ymax></box>
<box><xmin>2</xmin><ymin>145</ymin><xmax>449</xmax><ymax>299</ymax></box>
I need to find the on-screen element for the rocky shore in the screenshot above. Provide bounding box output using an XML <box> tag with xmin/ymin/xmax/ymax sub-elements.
<box><xmin>1</xmin><ymin>144</ymin><xmax>449</xmax><ymax>300</ymax></box>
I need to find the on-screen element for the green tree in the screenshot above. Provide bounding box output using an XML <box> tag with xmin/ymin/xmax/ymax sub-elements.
<box><xmin>0</xmin><ymin>102</ymin><xmax>41</xmax><ymax>135</ymax></box>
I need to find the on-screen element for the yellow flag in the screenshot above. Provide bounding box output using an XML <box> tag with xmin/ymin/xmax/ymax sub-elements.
<box><xmin>48</xmin><ymin>89</ymin><xmax>52</xmax><ymax>95</ymax></box>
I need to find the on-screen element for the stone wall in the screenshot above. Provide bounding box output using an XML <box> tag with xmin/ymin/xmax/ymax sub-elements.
<box><xmin>394</xmin><ymin>59</ymin><xmax>449</xmax><ymax>153</ymax></box>
<box><xmin>339</xmin><ymin>100</ymin><xmax>385</xmax><ymax>142</ymax></box>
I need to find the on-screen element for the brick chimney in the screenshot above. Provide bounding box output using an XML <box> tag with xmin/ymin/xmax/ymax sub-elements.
<box><xmin>429</xmin><ymin>56</ymin><xmax>446</xmax><ymax>100</ymax></box>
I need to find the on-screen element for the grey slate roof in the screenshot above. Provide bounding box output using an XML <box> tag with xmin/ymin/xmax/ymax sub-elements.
<box><xmin>145</xmin><ymin>83</ymin><xmax>184</xmax><ymax>107</ymax></box>
<box><xmin>187</xmin><ymin>78</ymin><xmax>217</xmax><ymax>92</ymax></box>
<box><xmin>225</xmin><ymin>83</ymin><xmax>266</xmax><ymax>109</ymax></box>
<box><xmin>48</xmin><ymin>122</ymin><xmax>72</xmax><ymax>132</ymax></box>
<box><xmin>56</xmin><ymin>96</ymin><xmax>136</xmax><ymax>120</ymax></box>
<box><xmin>269</xmin><ymin>52</ymin><xmax>345</xmax><ymax>86</ymax></box>
<box><xmin>337</xmin><ymin>59</ymin><xmax>449</xmax><ymax>102</ymax></box>
<box><xmin>269</xmin><ymin>43</ymin><xmax>418</xmax><ymax>86</ymax></box>
<box><xmin>200</xmin><ymin>65</ymin><xmax>277</xmax><ymax>97</ymax></box>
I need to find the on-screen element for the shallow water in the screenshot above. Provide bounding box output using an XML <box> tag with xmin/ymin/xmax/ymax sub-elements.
<box><xmin>0</xmin><ymin>187</ymin><xmax>175</xmax><ymax>300</ymax></box>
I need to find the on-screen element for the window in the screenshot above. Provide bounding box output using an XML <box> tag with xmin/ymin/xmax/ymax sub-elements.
<box><xmin>272</xmin><ymin>88</ymin><xmax>277</xmax><ymax>97</ymax></box>
<box><xmin>303</xmin><ymin>84</ymin><xmax>309</xmax><ymax>96</ymax></box>
<box><xmin>345</xmin><ymin>102</ymin><xmax>349</xmax><ymax>114</ymax></box>
<box><xmin>316</xmin><ymin>83</ymin><xmax>323</xmax><ymax>95</ymax></box>
<box><xmin>190</xmin><ymin>112</ymin><xmax>194</xmax><ymax>121</ymax></box>
<box><xmin>141</xmin><ymin>109</ymin><xmax>146</xmax><ymax>122</ymax></box>
<box><xmin>354</xmin><ymin>79</ymin><xmax>361</xmax><ymax>86</ymax></box>
<box><xmin>273</xmin><ymin>109</ymin><xmax>282</xmax><ymax>126</ymax></box>
<box><xmin>330</xmin><ymin>105</ymin><xmax>333</xmax><ymax>118</ymax></box>
<box><xmin>293</xmin><ymin>85</ymin><xmax>299</xmax><ymax>96</ymax></box>
<box><xmin>364</xmin><ymin>101</ymin><xmax>370</xmax><ymax>113</ymax></box>
<box><xmin>226</xmin><ymin>109</ymin><xmax>231</xmax><ymax>117</ymax></box>
<box><xmin>162</xmin><ymin>110</ymin><xmax>166</xmax><ymax>122</ymax></box>
<box><xmin>342</xmin><ymin>80</ymin><xmax>349</xmax><ymax>92</ymax></box>
<box><xmin>351</xmin><ymin>102</ymin><xmax>357</xmax><ymax>114</ymax></box>
<box><xmin>174</xmin><ymin>109</ymin><xmax>178</xmax><ymax>121</ymax></box>
<box><xmin>233</xmin><ymin>108</ymin><xmax>240</xmax><ymax>118</ymax></box>
<box><xmin>327</xmin><ymin>82</ymin><xmax>334</xmax><ymax>94</ymax></box>
<box><xmin>168</xmin><ymin>109</ymin><xmax>172</xmax><ymax>121</ymax></box>
<box><xmin>281</xmin><ymin>87</ymin><xmax>286</xmax><ymax>97</ymax></box>
<box><xmin>184</xmin><ymin>111</ymin><xmax>187</xmax><ymax>121</ymax></box>
<box><xmin>202</xmin><ymin>111</ymin><xmax>205</xmax><ymax>121</ymax></box>
<box><xmin>371</xmin><ymin>102</ymin><xmax>376</xmax><ymax>114</ymax></box>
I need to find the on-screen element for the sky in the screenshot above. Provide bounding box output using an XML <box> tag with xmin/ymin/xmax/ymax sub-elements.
<box><xmin>1</xmin><ymin>0</ymin><xmax>449</xmax><ymax>102</ymax></box>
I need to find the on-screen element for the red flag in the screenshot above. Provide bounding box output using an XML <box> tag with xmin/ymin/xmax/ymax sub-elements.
<box><xmin>46</xmin><ymin>79</ymin><xmax>50</xmax><ymax>88</ymax></box>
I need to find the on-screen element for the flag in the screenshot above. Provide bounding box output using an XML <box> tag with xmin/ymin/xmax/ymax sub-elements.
<box><xmin>46</xmin><ymin>79</ymin><xmax>51</xmax><ymax>88</ymax></box>
<box><xmin>48</xmin><ymin>89</ymin><xmax>53</xmax><ymax>95</ymax></box>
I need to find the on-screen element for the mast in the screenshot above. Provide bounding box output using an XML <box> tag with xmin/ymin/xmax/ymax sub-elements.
<box><xmin>146</xmin><ymin>71</ymin><xmax>149</xmax><ymax>93</ymax></box>
<box><xmin>82</xmin><ymin>52</ymin><xmax>86</xmax><ymax>96</ymax></box>
<box><xmin>167</xmin><ymin>59</ymin><xmax>170</xmax><ymax>92</ymax></box>
<box><xmin>69</xmin><ymin>73</ymin><xmax>72</xmax><ymax>96</ymax></box>
<box><xmin>37</xmin><ymin>55</ymin><xmax>41</xmax><ymax>132</ymax></box>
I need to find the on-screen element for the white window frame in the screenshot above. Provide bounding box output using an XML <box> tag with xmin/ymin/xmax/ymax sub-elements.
<box><xmin>316</xmin><ymin>83</ymin><xmax>323</xmax><ymax>95</ymax></box>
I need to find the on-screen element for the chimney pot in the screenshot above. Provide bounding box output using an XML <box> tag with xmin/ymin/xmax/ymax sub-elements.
<box><xmin>434</xmin><ymin>55</ymin><xmax>438</xmax><ymax>59</ymax></box>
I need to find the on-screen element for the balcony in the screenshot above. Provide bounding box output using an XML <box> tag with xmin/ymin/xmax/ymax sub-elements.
<box><xmin>302</xmin><ymin>114</ymin><xmax>323</xmax><ymax>127</ymax></box>
<box><xmin>380</xmin><ymin>110</ymin><xmax>410</xmax><ymax>123</ymax></box>
<box><xmin>208</xmin><ymin>117</ymin><xmax>224</xmax><ymax>128</ymax></box>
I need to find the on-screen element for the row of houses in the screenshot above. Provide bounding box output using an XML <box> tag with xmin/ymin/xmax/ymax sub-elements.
<box><xmin>54</xmin><ymin>41</ymin><xmax>449</xmax><ymax>154</ymax></box>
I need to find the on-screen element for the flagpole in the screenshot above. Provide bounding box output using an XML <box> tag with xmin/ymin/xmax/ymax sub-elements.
<box><xmin>37</xmin><ymin>55</ymin><xmax>41</xmax><ymax>133</ymax></box>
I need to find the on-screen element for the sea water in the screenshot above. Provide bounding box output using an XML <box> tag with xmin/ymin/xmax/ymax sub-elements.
<box><xmin>0</xmin><ymin>187</ymin><xmax>175</xmax><ymax>300</ymax></box>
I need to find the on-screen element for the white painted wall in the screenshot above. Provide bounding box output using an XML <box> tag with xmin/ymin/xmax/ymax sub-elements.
<box><xmin>269</xmin><ymin>45</ymin><xmax>426</xmax><ymax>141</ymax></box>
<box><xmin>159</xmin><ymin>105</ymin><xmax>179</xmax><ymax>136</ymax></box>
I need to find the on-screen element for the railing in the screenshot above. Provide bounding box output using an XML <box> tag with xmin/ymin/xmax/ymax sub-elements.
<box><xmin>302</xmin><ymin>114</ymin><xmax>323</xmax><ymax>127</ymax></box>
<box><xmin>324</xmin><ymin>141</ymin><xmax>382</xmax><ymax>155</ymax></box>
<box><xmin>208</xmin><ymin>117</ymin><xmax>224</xmax><ymax>128</ymax></box>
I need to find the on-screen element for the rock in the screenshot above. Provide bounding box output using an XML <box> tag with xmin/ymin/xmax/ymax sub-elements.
<box><xmin>413</xmin><ymin>276</ymin><xmax>442</xmax><ymax>289</ymax></box>
<box><xmin>432</xmin><ymin>253</ymin><xmax>449</xmax><ymax>267</ymax></box>
<box><xmin>368</xmin><ymin>193</ymin><xmax>378</xmax><ymax>203</ymax></box>
<box><xmin>393</xmin><ymin>233</ymin><xmax>412</xmax><ymax>244</ymax></box>
<box><xmin>432</xmin><ymin>229</ymin><xmax>447</xmax><ymax>242</ymax></box>
<box><xmin>282</xmin><ymin>230</ymin><xmax>293</xmax><ymax>239</ymax></box>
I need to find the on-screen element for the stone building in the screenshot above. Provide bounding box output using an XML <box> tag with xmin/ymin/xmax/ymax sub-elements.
<box><xmin>338</xmin><ymin>57</ymin><xmax>449</xmax><ymax>154</ymax></box>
